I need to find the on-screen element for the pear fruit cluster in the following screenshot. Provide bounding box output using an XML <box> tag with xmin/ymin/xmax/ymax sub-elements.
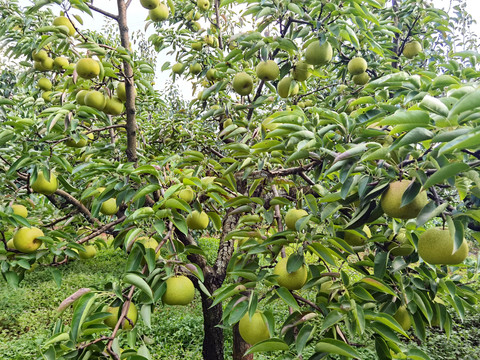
<box><xmin>347</xmin><ymin>57</ymin><xmax>370</xmax><ymax>85</ymax></box>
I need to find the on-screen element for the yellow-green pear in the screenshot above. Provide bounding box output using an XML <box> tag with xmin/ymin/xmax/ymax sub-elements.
<box><xmin>136</xmin><ymin>236</ymin><xmax>160</xmax><ymax>259</ymax></box>
<box><xmin>103</xmin><ymin>96</ymin><xmax>125</xmax><ymax>115</ymax></box>
<box><xmin>239</xmin><ymin>312</ymin><xmax>270</xmax><ymax>345</ymax></box>
<box><xmin>162</xmin><ymin>276</ymin><xmax>195</xmax><ymax>305</ymax></box>
<box><xmin>388</xmin><ymin>229</ymin><xmax>414</xmax><ymax>256</ymax></box>
<box><xmin>344</xmin><ymin>225</ymin><xmax>371</xmax><ymax>246</ymax></box>
<box><xmin>172</xmin><ymin>63</ymin><xmax>184</xmax><ymax>74</ymax></box>
<box><xmin>380</xmin><ymin>180</ymin><xmax>428</xmax><ymax>219</ymax></box>
<box><xmin>149</xmin><ymin>3</ymin><xmax>169</xmax><ymax>21</ymax></box>
<box><xmin>85</xmin><ymin>91</ymin><xmax>106</xmax><ymax>111</ymax></box>
<box><xmin>13</xmin><ymin>227</ymin><xmax>44</xmax><ymax>253</ymax></box>
<box><xmin>273</xmin><ymin>256</ymin><xmax>308</xmax><ymax>290</ymax></box>
<box><xmin>101</xmin><ymin>198</ymin><xmax>119</xmax><ymax>215</ymax></box>
<box><xmin>292</xmin><ymin>60</ymin><xmax>312</xmax><ymax>82</ymax></box>
<box><xmin>53</xmin><ymin>16</ymin><xmax>75</xmax><ymax>36</ymax></box>
<box><xmin>78</xmin><ymin>244</ymin><xmax>97</xmax><ymax>259</ymax></box>
<box><xmin>403</xmin><ymin>41</ymin><xmax>422</xmax><ymax>59</ymax></box>
<box><xmin>305</xmin><ymin>40</ymin><xmax>333</xmax><ymax>66</ymax></box>
<box><xmin>178</xmin><ymin>186</ymin><xmax>195</xmax><ymax>203</ymax></box>
<box><xmin>32</xmin><ymin>171</ymin><xmax>58</xmax><ymax>195</ymax></box>
<box><xmin>65</xmin><ymin>133</ymin><xmax>94</xmax><ymax>148</ymax></box>
<box><xmin>76</xmin><ymin>58</ymin><xmax>100</xmax><ymax>79</ymax></box>
<box><xmin>140</xmin><ymin>0</ymin><xmax>159</xmax><ymax>9</ymax></box>
<box><xmin>394</xmin><ymin>306</ymin><xmax>411</xmax><ymax>331</ymax></box>
<box><xmin>41</xmin><ymin>57</ymin><xmax>54</xmax><ymax>70</ymax></box>
<box><xmin>347</xmin><ymin>57</ymin><xmax>367</xmax><ymax>75</ymax></box>
<box><xmin>233</xmin><ymin>72</ymin><xmax>253</xmax><ymax>96</ymax></box>
<box><xmin>186</xmin><ymin>210</ymin><xmax>209</xmax><ymax>230</ymax></box>
<box><xmin>189</xmin><ymin>63</ymin><xmax>202</xmax><ymax>75</ymax></box>
<box><xmin>277</xmin><ymin>76</ymin><xmax>299</xmax><ymax>98</ymax></box>
<box><xmin>12</xmin><ymin>204</ymin><xmax>28</xmax><ymax>218</ymax></box>
<box><xmin>191</xmin><ymin>41</ymin><xmax>203</xmax><ymax>51</ymax></box>
<box><xmin>206</xmin><ymin>68</ymin><xmax>217</xmax><ymax>81</ymax></box>
<box><xmin>42</xmin><ymin>91</ymin><xmax>52</xmax><ymax>102</ymax></box>
<box><xmin>104</xmin><ymin>302</ymin><xmax>138</xmax><ymax>330</ymax></box>
<box><xmin>197</xmin><ymin>0</ymin><xmax>210</xmax><ymax>11</ymax></box>
<box><xmin>38</xmin><ymin>78</ymin><xmax>52</xmax><ymax>91</ymax></box>
<box><xmin>285</xmin><ymin>208</ymin><xmax>308</xmax><ymax>230</ymax></box>
<box><xmin>54</xmin><ymin>56</ymin><xmax>69</xmax><ymax>69</ymax></box>
<box><xmin>255</xmin><ymin>60</ymin><xmax>279</xmax><ymax>81</ymax></box>
<box><xmin>76</xmin><ymin>90</ymin><xmax>88</xmax><ymax>105</ymax></box>
<box><xmin>32</xmin><ymin>49</ymin><xmax>48</xmax><ymax>62</ymax></box>
<box><xmin>353</xmin><ymin>72</ymin><xmax>370</xmax><ymax>85</ymax></box>
<box><xmin>418</xmin><ymin>227</ymin><xmax>469</xmax><ymax>265</ymax></box>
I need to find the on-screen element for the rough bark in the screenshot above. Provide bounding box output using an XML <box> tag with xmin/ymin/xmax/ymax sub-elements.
<box><xmin>233</xmin><ymin>324</ymin><xmax>253</xmax><ymax>360</ymax></box>
<box><xmin>117</xmin><ymin>0</ymin><xmax>137</xmax><ymax>163</ymax></box>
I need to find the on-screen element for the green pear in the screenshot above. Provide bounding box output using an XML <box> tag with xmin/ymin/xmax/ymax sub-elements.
<box><xmin>232</xmin><ymin>72</ymin><xmax>253</xmax><ymax>96</ymax></box>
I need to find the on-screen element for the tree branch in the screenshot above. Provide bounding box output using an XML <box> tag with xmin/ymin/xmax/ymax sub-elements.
<box><xmin>87</xmin><ymin>3</ymin><xmax>119</xmax><ymax>20</ymax></box>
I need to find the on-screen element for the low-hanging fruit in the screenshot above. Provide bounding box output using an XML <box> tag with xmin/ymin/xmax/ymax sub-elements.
<box><xmin>32</xmin><ymin>171</ymin><xmax>58</xmax><ymax>195</ymax></box>
<box><xmin>403</xmin><ymin>40</ymin><xmax>422</xmax><ymax>59</ymax></box>
<box><xmin>190</xmin><ymin>63</ymin><xmax>202</xmax><ymax>75</ymax></box>
<box><xmin>238</xmin><ymin>312</ymin><xmax>270</xmax><ymax>345</ymax></box>
<box><xmin>255</xmin><ymin>60</ymin><xmax>279</xmax><ymax>81</ymax></box>
<box><xmin>136</xmin><ymin>236</ymin><xmax>160</xmax><ymax>260</ymax></box>
<box><xmin>186</xmin><ymin>210</ymin><xmax>209</xmax><ymax>230</ymax></box>
<box><xmin>54</xmin><ymin>56</ymin><xmax>69</xmax><ymax>69</ymax></box>
<box><xmin>394</xmin><ymin>305</ymin><xmax>411</xmax><ymax>331</ymax></box>
<box><xmin>273</xmin><ymin>256</ymin><xmax>308</xmax><ymax>290</ymax></box>
<box><xmin>232</xmin><ymin>72</ymin><xmax>253</xmax><ymax>96</ymax></box>
<box><xmin>417</xmin><ymin>227</ymin><xmax>469</xmax><ymax>265</ymax></box>
<box><xmin>347</xmin><ymin>57</ymin><xmax>368</xmax><ymax>75</ymax></box>
<box><xmin>380</xmin><ymin>180</ymin><xmax>428</xmax><ymax>219</ymax></box>
<box><xmin>116</xmin><ymin>82</ymin><xmax>136</xmax><ymax>102</ymax></box>
<box><xmin>78</xmin><ymin>244</ymin><xmax>97</xmax><ymax>259</ymax></box>
<box><xmin>75</xmin><ymin>58</ymin><xmax>100</xmax><ymax>79</ymax></box>
<box><xmin>104</xmin><ymin>302</ymin><xmax>138</xmax><ymax>330</ymax></box>
<box><xmin>76</xmin><ymin>90</ymin><xmax>88</xmax><ymax>105</ymax></box>
<box><xmin>162</xmin><ymin>275</ymin><xmax>195</xmax><ymax>305</ymax></box>
<box><xmin>305</xmin><ymin>40</ymin><xmax>333</xmax><ymax>66</ymax></box>
<box><xmin>284</xmin><ymin>208</ymin><xmax>308</xmax><ymax>230</ymax></box>
<box><xmin>13</xmin><ymin>227</ymin><xmax>44</xmax><ymax>253</ymax></box>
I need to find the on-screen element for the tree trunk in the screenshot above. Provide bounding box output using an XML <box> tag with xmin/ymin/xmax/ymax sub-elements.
<box><xmin>233</xmin><ymin>323</ymin><xmax>253</xmax><ymax>360</ymax></box>
<box><xmin>200</xmin><ymin>274</ymin><xmax>224</xmax><ymax>360</ymax></box>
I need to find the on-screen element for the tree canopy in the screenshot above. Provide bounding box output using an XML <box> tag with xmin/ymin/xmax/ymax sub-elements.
<box><xmin>1</xmin><ymin>0</ymin><xmax>480</xmax><ymax>359</ymax></box>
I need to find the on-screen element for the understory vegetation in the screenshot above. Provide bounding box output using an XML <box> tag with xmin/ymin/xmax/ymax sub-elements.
<box><xmin>1</xmin><ymin>239</ymin><xmax>479</xmax><ymax>359</ymax></box>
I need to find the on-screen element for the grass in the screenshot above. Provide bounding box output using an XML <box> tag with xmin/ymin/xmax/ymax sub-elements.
<box><xmin>1</xmin><ymin>239</ymin><xmax>479</xmax><ymax>359</ymax></box>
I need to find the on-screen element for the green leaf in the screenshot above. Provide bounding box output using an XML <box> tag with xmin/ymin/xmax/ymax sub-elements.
<box><xmin>275</xmin><ymin>287</ymin><xmax>300</xmax><ymax>311</ymax></box>
<box><xmin>423</xmin><ymin>162</ymin><xmax>470</xmax><ymax>189</ymax></box>
<box><xmin>123</xmin><ymin>273</ymin><xmax>153</xmax><ymax>302</ymax></box>
<box><xmin>70</xmin><ymin>292</ymin><xmax>96</xmax><ymax>341</ymax></box>
<box><xmin>449</xmin><ymin>88</ymin><xmax>480</xmax><ymax>118</ymax></box>
<box><xmin>379</xmin><ymin>110</ymin><xmax>430</xmax><ymax>126</ymax></box>
<box><xmin>245</xmin><ymin>338</ymin><xmax>289</xmax><ymax>354</ymax></box>
<box><xmin>314</xmin><ymin>339</ymin><xmax>360</xmax><ymax>358</ymax></box>
<box><xmin>389</xmin><ymin>127</ymin><xmax>433</xmax><ymax>151</ymax></box>
<box><xmin>360</xmin><ymin>277</ymin><xmax>396</xmax><ymax>296</ymax></box>
<box><xmin>296</xmin><ymin>324</ymin><xmax>314</xmax><ymax>354</ymax></box>
<box><xmin>320</xmin><ymin>310</ymin><xmax>344</xmax><ymax>332</ymax></box>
